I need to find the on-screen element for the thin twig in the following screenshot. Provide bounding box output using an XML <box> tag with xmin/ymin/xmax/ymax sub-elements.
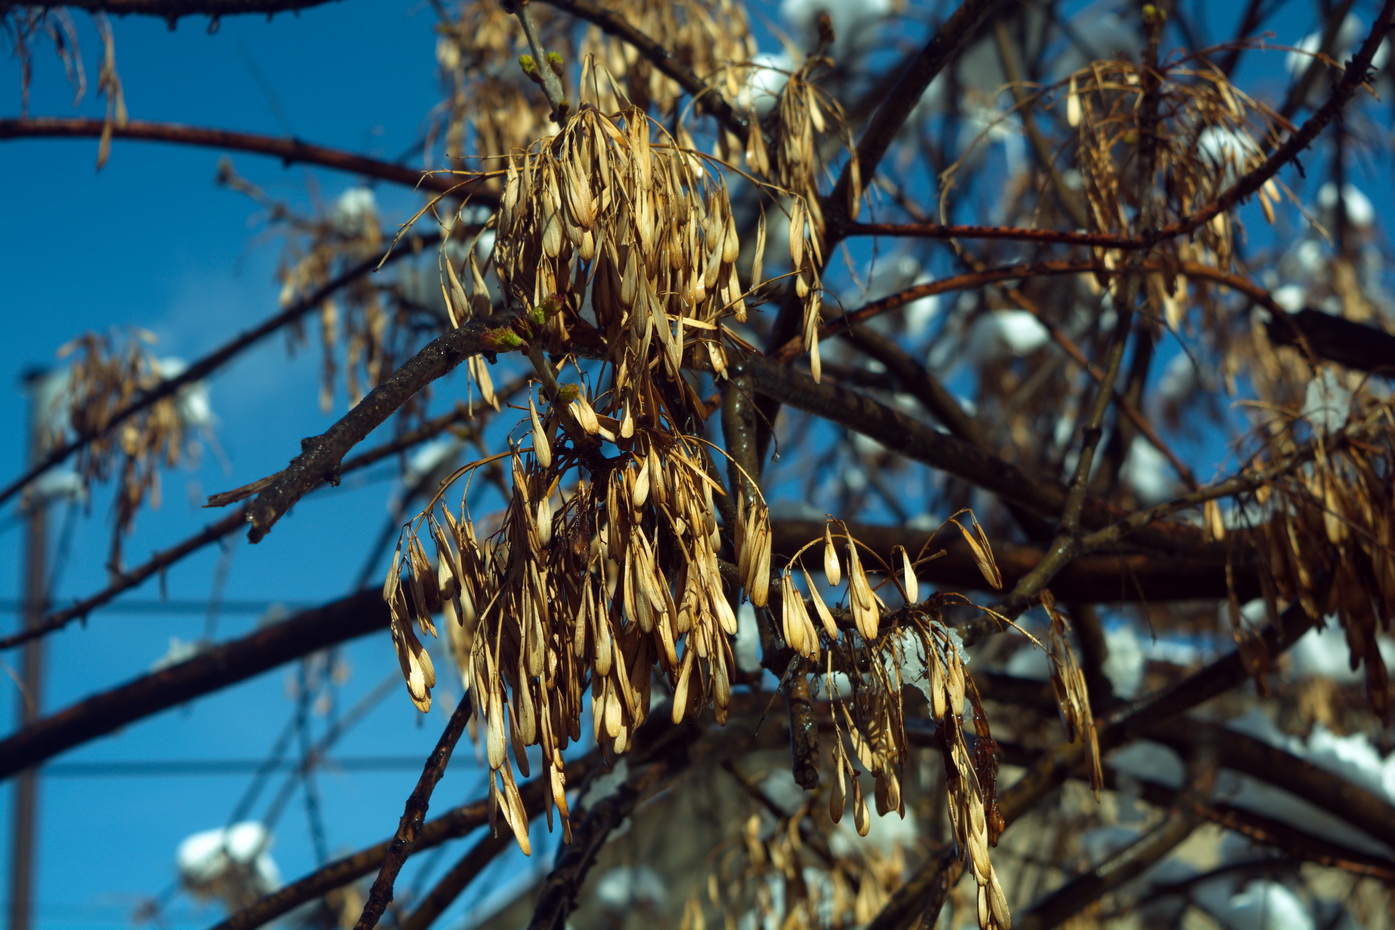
<box><xmin>352</xmin><ymin>694</ymin><xmax>475</xmax><ymax>930</ymax></box>
<box><xmin>506</xmin><ymin>0</ymin><xmax>571</xmax><ymax>124</ymax></box>
<box><xmin>534</xmin><ymin>0</ymin><xmax>747</xmax><ymax>137</ymax></box>
<box><xmin>1</xmin><ymin>394</ymin><xmax>515</xmax><ymax>653</ymax></box>
<box><xmin>0</xmin><ymin>589</ymin><xmax>386</xmax><ymax>779</ymax></box>
<box><xmin>216</xmin><ymin>315</ymin><xmax>521</xmax><ymax>542</ymax></box>
<box><xmin>0</xmin><ymin>118</ymin><xmax>477</xmax><ymax>195</ymax></box>
<box><xmin>214</xmin><ymin>750</ymin><xmax>601</xmax><ymax>930</ymax></box>
<box><xmin>866</xmin><ymin>593</ymin><xmax>1322</xmax><ymax>930</ymax></box>
<box><xmin>0</xmin><ymin>236</ymin><xmax>437</xmax><ymax>512</ymax></box>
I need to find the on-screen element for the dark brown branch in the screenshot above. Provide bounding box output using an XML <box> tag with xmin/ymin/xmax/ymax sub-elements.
<box><xmin>1147</xmin><ymin>716</ymin><xmax>1395</xmax><ymax>851</ymax></box>
<box><xmin>768</xmin><ymin>519</ymin><xmax>1257</xmax><ymax>603</ymax></box>
<box><xmin>398</xmin><ymin>832</ymin><xmax>517</xmax><ymax>930</ymax></box>
<box><xmin>0</xmin><ymin>510</ymin><xmax>247</xmax><ymax>651</ymax></box>
<box><xmin>5</xmin><ymin>0</ymin><xmax>341</xmax><ymax>16</ymax></box>
<box><xmin>0</xmin><ymin>237</ymin><xmax>435</xmax><ymax>512</ymax></box>
<box><xmin>825</xmin><ymin>0</ymin><xmax>999</xmax><ymax>233</ymax></box>
<box><xmin>1266</xmin><ymin>307</ymin><xmax>1395</xmax><ymax>375</ymax></box>
<box><xmin>0</xmin><ymin>118</ymin><xmax>478</xmax><ymax>194</ymax></box>
<box><xmin>534</xmin><ymin>0</ymin><xmax>748</xmax><ymax>138</ymax></box>
<box><xmin>0</xmin><ymin>589</ymin><xmax>386</xmax><ymax>780</ymax></box>
<box><xmin>867</xmin><ymin>595</ymin><xmax>1321</xmax><ymax>930</ymax></box>
<box><xmin>217</xmin><ymin>316</ymin><xmax>517</xmax><ymax>542</ymax></box>
<box><xmin>525</xmin><ymin>757</ymin><xmax>652</xmax><ymax>930</ymax></box>
<box><xmin>1017</xmin><ymin>741</ymin><xmax>1215</xmax><ymax>930</ymax></box>
<box><xmin>0</xmin><ymin>396</ymin><xmax>510</xmax><ymax>653</ymax></box>
<box><xmin>770</xmin><ymin>258</ymin><xmax>1288</xmax><ymax>364</ymax></box>
<box><xmin>215</xmin><ymin>750</ymin><xmax>601</xmax><ymax>930</ymax></box>
<box><xmin>745</xmin><ymin>355</ymin><xmax>1216</xmax><ymax>557</ymax></box>
<box><xmin>1153</xmin><ymin>0</ymin><xmax>1395</xmax><ymax>243</ymax></box>
<box><xmin>353</xmin><ymin>694</ymin><xmax>474</xmax><ymax>930</ymax></box>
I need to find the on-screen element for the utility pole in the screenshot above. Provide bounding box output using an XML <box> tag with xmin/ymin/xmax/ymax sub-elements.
<box><xmin>9</xmin><ymin>369</ymin><xmax>51</xmax><ymax>930</ymax></box>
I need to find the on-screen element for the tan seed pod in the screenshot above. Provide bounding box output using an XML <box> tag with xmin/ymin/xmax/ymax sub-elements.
<box><xmin>803</xmin><ymin>567</ymin><xmax>838</xmax><ymax>638</ymax></box>
<box><xmin>823</xmin><ymin>523</ymin><xmax>841</xmax><ymax>587</ymax></box>
<box><xmin>529</xmin><ymin>393</ymin><xmax>551</xmax><ymax>468</ymax></box>
<box><xmin>898</xmin><ymin>546</ymin><xmax>918</xmax><ymax>604</ymax></box>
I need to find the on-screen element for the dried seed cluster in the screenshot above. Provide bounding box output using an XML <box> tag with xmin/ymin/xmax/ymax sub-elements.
<box><xmin>578</xmin><ymin>0</ymin><xmax>757</xmax><ymax>118</ymax></box>
<box><xmin>1242</xmin><ymin>394</ymin><xmax>1395</xmax><ymax>718</ymax></box>
<box><xmin>46</xmin><ymin>331</ymin><xmax>194</xmax><ymax>567</ymax></box>
<box><xmin>388</xmin><ymin>411</ymin><xmax>766</xmax><ymax>851</ymax></box>
<box><xmin>1057</xmin><ymin>57</ymin><xmax>1290</xmax><ymax>331</ymax></box>
<box><xmin>775</xmin><ymin>520</ymin><xmax>1012</xmax><ymax>930</ymax></box>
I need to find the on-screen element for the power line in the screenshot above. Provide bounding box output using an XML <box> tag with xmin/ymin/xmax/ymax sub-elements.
<box><xmin>0</xmin><ymin>598</ymin><xmax>313</xmax><ymax>616</ymax></box>
<box><xmin>42</xmin><ymin>756</ymin><xmax>429</xmax><ymax>777</ymax></box>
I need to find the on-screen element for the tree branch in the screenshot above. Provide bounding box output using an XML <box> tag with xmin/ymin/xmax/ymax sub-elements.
<box><xmin>353</xmin><ymin>694</ymin><xmax>474</xmax><ymax>930</ymax></box>
<box><xmin>534</xmin><ymin>0</ymin><xmax>748</xmax><ymax>138</ymax></box>
<box><xmin>867</xmin><ymin>594</ymin><xmax>1322</xmax><ymax>930</ymax></box>
<box><xmin>0</xmin><ymin>118</ymin><xmax>483</xmax><ymax>194</ymax></box>
<box><xmin>3</xmin><ymin>0</ymin><xmax>342</xmax><ymax>17</ymax></box>
<box><xmin>768</xmin><ymin>519</ymin><xmax>1258</xmax><ymax>603</ymax></box>
<box><xmin>0</xmin><ymin>589</ymin><xmax>386</xmax><ymax>779</ymax></box>
<box><xmin>214</xmin><ymin>316</ymin><xmax>518</xmax><ymax>542</ymax></box>
<box><xmin>825</xmin><ymin>0</ymin><xmax>999</xmax><ymax>233</ymax></box>
<box><xmin>0</xmin><ymin>236</ymin><xmax>435</xmax><ymax>512</ymax></box>
<box><xmin>745</xmin><ymin>354</ymin><xmax>1217</xmax><ymax>557</ymax></box>
<box><xmin>214</xmin><ymin>749</ymin><xmax>601</xmax><ymax>930</ymax></box>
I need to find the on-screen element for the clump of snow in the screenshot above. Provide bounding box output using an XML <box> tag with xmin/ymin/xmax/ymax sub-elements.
<box><xmin>150</xmin><ymin>636</ymin><xmax>208</xmax><ymax>672</ymax></box>
<box><xmin>1196</xmin><ymin>126</ymin><xmax>1262</xmax><ymax>188</ymax></box>
<box><xmin>1194</xmin><ymin>879</ymin><xmax>1314</xmax><ymax>930</ymax></box>
<box><xmin>1005</xmin><ymin>642</ymin><xmax>1051</xmax><ymax>681</ymax></box>
<box><xmin>780</xmin><ymin>0</ymin><xmax>892</xmax><ymax>62</ymax></box>
<box><xmin>1286</xmin><ymin>15</ymin><xmax>1390</xmax><ymax>108</ymax></box>
<box><xmin>1271</xmin><ymin>284</ymin><xmax>1307</xmax><ymax>313</ymax></box>
<box><xmin>176</xmin><ymin>822</ymin><xmax>281</xmax><ymax>911</ymax></box>
<box><xmin>595</xmin><ymin>866</ymin><xmax>668</xmax><ymax>911</ymax></box>
<box><xmin>1289</xmin><ymin>625</ymin><xmax>1395</xmax><ymax>684</ymax></box>
<box><xmin>1316</xmin><ymin>182</ymin><xmax>1375</xmax><ymax>231</ymax></box>
<box><xmin>1301</xmin><ymin>368</ymin><xmax>1353</xmax><ymax>434</ymax></box>
<box><xmin>1121</xmin><ymin>436</ymin><xmax>1174</xmax><ymax>506</ymax></box>
<box><xmin>155</xmin><ymin>357</ymin><xmax>214</xmax><ymax>430</ymax></box>
<box><xmin>328</xmin><ymin>186</ymin><xmax>378</xmax><ymax>238</ymax></box>
<box><xmin>579</xmin><ymin>759</ymin><xmax>630</xmax><ymax>809</ymax></box>
<box><xmin>735</xmin><ymin>602</ymin><xmax>763</xmax><ymax>674</ymax></box>
<box><xmin>1102</xmin><ymin>625</ymin><xmax>1146</xmax><ymax>698</ymax></box>
<box><xmin>738</xmin><ymin>52</ymin><xmax>792</xmax><ymax>115</ymax></box>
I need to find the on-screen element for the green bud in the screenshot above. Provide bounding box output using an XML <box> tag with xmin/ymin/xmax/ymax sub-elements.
<box><xmin>546</xmin><ymin>50</ymin><xmax>564</xmax><ymax>78</ymax></box>
<box><xmin>555</xmin><ymin>383</ymin><xmax>581</xmax><ymax>404</ymax></box>
<box><xmin>480</xmin><ymin>327</ymin><xmax>524</xmax><ymax>352</ymax></box>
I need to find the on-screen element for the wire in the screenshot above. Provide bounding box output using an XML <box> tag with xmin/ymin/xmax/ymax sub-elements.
<box><xmin>42</xmin><ymin>756</ymin><xmax>430</xmax><ymax>777</ymax></box>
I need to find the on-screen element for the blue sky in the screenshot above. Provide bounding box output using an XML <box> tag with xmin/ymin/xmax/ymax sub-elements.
<box><xmin>2</xmin><ymin>1</ymin><xmax>1390</xmax><ymax>928</ymax></box>
<box><xmin>0</xmin><ymin>6</ymin><xmax>504</xmax><ymax>927</ymax></box>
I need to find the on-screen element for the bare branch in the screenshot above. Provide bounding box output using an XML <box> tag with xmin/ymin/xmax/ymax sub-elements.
<box><xmin>0</xmin><ymin>236</ymin><xmax>435</xmax><ymax>512</ymax></box>
<box><xmin>217</xmin><ymin>316</ymin><xmax>520</xmax><ymax>542</ymax></box>
<box><xmin>0</xmin><ymin>589</ymin><xmax>386</xmax><ymax>779</ymax></box>
<box><xmin>0</xmin><ymin>118</ymin><xmax>483</xmax><ymax>194</ymax></box>
<box><xmin>535</xmin><ymin>0</ymin><xmax>748</xmax><ymax>137</ymax></box>
<box><xmin>352</xmin><ymin>694</ymin><xmax>474</xmax><ymax>930</ymax></box>
<box><xmin>3</xmin><ymin>0</ymin><xmax>342</xmax><ymax>17</ymax></box>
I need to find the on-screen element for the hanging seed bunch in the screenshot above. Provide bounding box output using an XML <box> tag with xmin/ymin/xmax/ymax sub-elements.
<box><xmin>387</xmin><ymin>406</ymin><xmax>768</xmax><ymax>851</ymax></box>
<box><xmin>387</xmin><ymin>96</ymin><xmax>797</xmax><ymax>848</ymax></box>
<box><xmin>47</xmin><ymin>331</ymin><xmax>194</xmax><ymax>567</ymax></box>
<box><xmin>578</xmin><ymin>0</ymin><xmax>757</xmax><ymax>118</ymax></box>
<box><xmin>689</xmin><ymin>798</ymin><xmax>910</xmax><ymax>930</ymax></box>
<box><xmin>774</xmin><ymin>518</ymin><xmax>1013</xmax><ymax>930</ymax></box>
<box><xmin>433</xmin><ymin>2</ymin><xmax>555</xmax><ymax>163</ymax></box>
<box><xmin>1237</xmin><ymin>392</ymin><xmax>1395</xmax><ymax>719</ymax></box>
<box><xmin>1058</xmin><ymin>56</ymin><xmax>1290</xmax><ymax>331</ymax></box>
<box><xmin>742</xmin><ymin>56</ymin><xmax>855</xmax><ymax>381</ymax></box>
<box><xmin>476</xmin><ymin>100</ymin><xmax>751</xmax><ymax>401</ymax></box>
<box><xmin>218</xmin><ymin>160</ymin><xmax>396</xmax><ymax>412</ymax></box>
